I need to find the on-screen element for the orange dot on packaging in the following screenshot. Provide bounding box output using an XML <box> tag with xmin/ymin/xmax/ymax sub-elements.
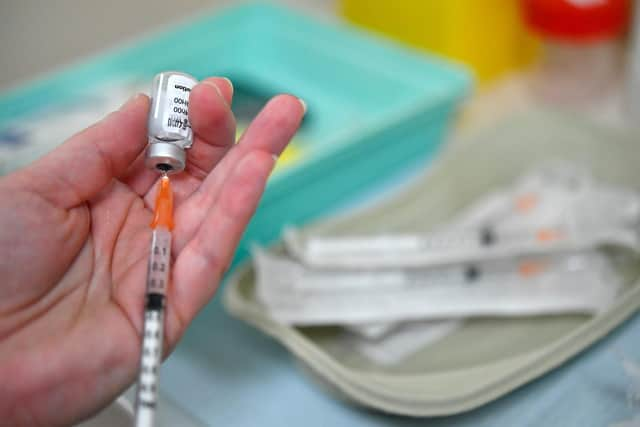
<box><xmin>536</xmin><ymin>228</ymin><xmax>564</xmax><ymax>242</ymax></box>
<box><xmin>519</xmin><ymin>261</ymin><xmax>546</xmax><ymax>277</ymax></box>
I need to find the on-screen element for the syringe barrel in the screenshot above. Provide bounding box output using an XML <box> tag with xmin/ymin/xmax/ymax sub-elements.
<box><xmin>134</xmin><ymin>307</ymin><xmax>164</xmax><ymax>427</ymax></box>
<box><xmin>134</xmin><ymin>226</ymin><xmax>172</xmax><ymax>427</ymax></box>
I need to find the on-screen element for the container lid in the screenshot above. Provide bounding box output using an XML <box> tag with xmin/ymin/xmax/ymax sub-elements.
<box><xmin>521</xmin><ymin>0</ymin><xmax>630</xmax><ymax>42</ymax></box>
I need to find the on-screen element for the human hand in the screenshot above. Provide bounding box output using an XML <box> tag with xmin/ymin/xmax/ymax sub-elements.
<box><xmin>0</xmin><ymin>77</ymin><xmax>304</xmax><ymax>426</ymax></box>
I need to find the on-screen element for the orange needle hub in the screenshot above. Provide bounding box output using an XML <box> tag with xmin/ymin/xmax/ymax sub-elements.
<box><xmin>150</xmin><ymin>176</ymin><xmax>174</xmax><ymax>230</ymax></box>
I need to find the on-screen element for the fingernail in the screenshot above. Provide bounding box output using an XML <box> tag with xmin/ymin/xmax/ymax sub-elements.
<box><xmin>298</xmin><ymin>98</ymin><xmax>307</xmax><ymax>114</ymax></box>
<box><xmin>222</xmin><ymin>77</ymin><xmax>234</xmax><ymax>96</ymax></box>
<box><xmin>272</xmin><ymin>154</ymin><xmax>279</xmax><ymax>162</ymax></box>
<box><xmin>202</xmin><ymin>80</ymin><xmax>224</xmax><ymax>99</ymax></box>
<box><xmin>120</xmin><ymin>93</ymin><xmax>144</xmax><ymax>110</ymax></box>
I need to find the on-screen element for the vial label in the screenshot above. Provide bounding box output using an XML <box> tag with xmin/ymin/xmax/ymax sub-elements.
<box><xmin>162</xmin><ymin>74</ymin><xmax>195</xmax><ymax>138</ymax></box>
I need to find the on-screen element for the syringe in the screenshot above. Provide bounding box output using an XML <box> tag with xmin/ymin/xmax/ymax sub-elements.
<box><xmin>134</xmin><ymin>175</ymin><xmax>174</xmax><ymax>427</ymax></box>
<box><xmin>133</xmin><ymin>71</ymin><xmax>196</xmax><ymax>426</ymax></box>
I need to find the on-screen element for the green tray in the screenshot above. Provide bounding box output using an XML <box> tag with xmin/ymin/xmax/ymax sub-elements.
<box><xmin>224</xmin><ymin>109</ymin><xmax>640</xmax><ymax>416</ymax></box>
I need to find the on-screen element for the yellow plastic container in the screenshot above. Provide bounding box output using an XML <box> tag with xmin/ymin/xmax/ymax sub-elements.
<box><xmin>340</xmin><ymin>0</ymin><xmax>538</xmax><ymax>83</ymax></box>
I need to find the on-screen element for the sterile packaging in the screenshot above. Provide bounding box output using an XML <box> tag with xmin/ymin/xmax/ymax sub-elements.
<box><xmin>341</xmin><ymin>320</ymin><xmax>463</xmax><ymax>366</ymax></box>
<box><xmin>254</xmin><ymin>248</ymin><xmax>622</xmax><ymax>325</ymax></box>
<box><xmin>284</xmin><ymin>164</ymin><xmax>640</xmax><ymax>269</ymax></box>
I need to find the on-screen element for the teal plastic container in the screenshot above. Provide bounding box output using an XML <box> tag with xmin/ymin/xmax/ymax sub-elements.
<box><xmin>0</xmin><ymin>3</ymin><xmax>471</xmax><ymax>267</ymax></box>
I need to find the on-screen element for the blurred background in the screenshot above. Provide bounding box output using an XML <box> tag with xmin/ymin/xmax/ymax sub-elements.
<box><xmin>0</xmin><ymin>0</ymin><xmax>334</xmax><ymax>90</ymax></box>
<box><xmin>2</xmin><ymin>1</ymin><xmax>640</xmax><ymax>427</ymax></box>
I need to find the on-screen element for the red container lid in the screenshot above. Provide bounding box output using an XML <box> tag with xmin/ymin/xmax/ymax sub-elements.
<box><xmin>521</xmin><ymin>0</ymin><xmax>630</xmax><ymax>42</ymax></box>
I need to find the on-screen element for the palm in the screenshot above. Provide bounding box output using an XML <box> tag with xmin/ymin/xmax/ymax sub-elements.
<box><xmin>0</xmin><ymin>79</ymin><xmax>304</xmax><ymax>427</ymax></box>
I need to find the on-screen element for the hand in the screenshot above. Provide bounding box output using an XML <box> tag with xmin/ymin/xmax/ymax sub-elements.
<box><xmin>0</xmin><ymin>77</ymin><xmax>305</xmax><ymax>426</ymax></box>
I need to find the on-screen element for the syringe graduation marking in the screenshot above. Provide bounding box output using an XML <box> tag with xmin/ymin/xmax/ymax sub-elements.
<box><xmin>135</xmin><ymin>175</ymin><xmax>174</xmax><ymax>427</ymax></box>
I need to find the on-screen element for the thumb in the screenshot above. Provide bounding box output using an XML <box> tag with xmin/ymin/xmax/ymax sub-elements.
<box><xmin>14</xmin><ymin>94</ymin><xmax>150</xmax><ymax>208</ymax></box>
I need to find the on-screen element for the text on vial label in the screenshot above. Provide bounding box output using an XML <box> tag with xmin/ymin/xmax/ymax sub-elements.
<box><xmin>162</xmin><ymin>74</ymin><xmax>195</xmax><ymax>138</ymax></box>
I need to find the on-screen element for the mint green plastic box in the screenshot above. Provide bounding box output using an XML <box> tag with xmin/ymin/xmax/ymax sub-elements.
<box><xmin>0</xmin><ymin>3</ymin><xmax>471</xmax><ymax>267</ymax></box>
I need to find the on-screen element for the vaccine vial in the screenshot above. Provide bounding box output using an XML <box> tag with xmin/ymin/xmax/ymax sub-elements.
<box><xmin>146</xmin><ymin>71</ymin><xmax>198</xmax><ymax>173</ymax></box>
